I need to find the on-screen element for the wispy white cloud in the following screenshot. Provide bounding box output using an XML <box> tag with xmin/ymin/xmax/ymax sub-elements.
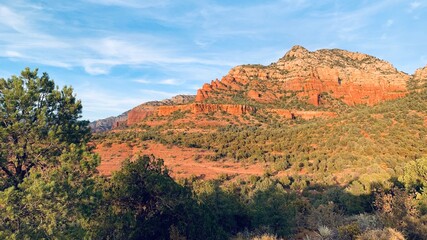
<box><xmin>410</xmin><ymin>1</ymin><xmax>422</xmax><ymax>10</ymax></box>
<box><xmin>4</xmin><ymin>50</ymin><xmax>23</xmax><ymax>58</ymax></box>
<box><xmin>0</xmin><ymin>1</ymin><xmax>284</xmax><ymax>79</ymax></box>
<box><xmin>84</xmin><ymin>0</ymin><xmax>170</xmax><ymax>8</ymax></box>
<box><xmin>77</xmin><ymin>83</ymin><xmax>192</xmax><ymax>120</ymax></box>
<box><xmin>133</xmin><ymin>78</ymin><xmax>151</xmax><ymax>84</ymax></box>
<box><xmin>81</xmin><ymin>59</ymin><xmax>119</xmax><ymax>75</ymax></box>
<box><xmin>0</xmin><ymin>3</ymin><xmax>238</xmax><ymax>76</ymax></box>
<box><xmin>158</xmin><ymin>78</ymin><xmax>183</xmax><ymax>85</ymax></box>
<box><xmin>133</xmin><ymin>78</ymin><xmax>184</xmax><ymax>85</ymax></box>
<box><xmin>1</xmin><ymin>48</ymin><xmax>72</xmax><ymax>68</ymax></box>
<box><xmin>194</xmin><ymin>39</ymin><xmax>216</xmax><ymax>48</ymax></box>
<box><xmin>0</xmin><ymin>5</ymin><xmax>27</xmax><ymax>31</ymax></box>
<box><xmin>77</xmin><ymin>86</ymin><xmax>151</xmax><ymax>120</ymax></box>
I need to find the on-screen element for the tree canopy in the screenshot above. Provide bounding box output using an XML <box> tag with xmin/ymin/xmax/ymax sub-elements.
<box><xmin>0</xmin><ymin>68</ymin><xmax>99</xmax><ymax>238</ymax></box>
<box><xmin>0</xmin><ymin>67</ymin><xmax>90</xmax><ymax>188</ymax></box>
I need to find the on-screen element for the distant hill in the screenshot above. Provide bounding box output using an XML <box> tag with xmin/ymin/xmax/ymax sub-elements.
<box><xmin>89</xmin><ymin>111</ymin><xmax>129</xmax><ymax>133</ymax></box>
<box><xmin>89</xmin><ymin>94</ymin><xmax>195</xmax><ymax>132</ymax></box>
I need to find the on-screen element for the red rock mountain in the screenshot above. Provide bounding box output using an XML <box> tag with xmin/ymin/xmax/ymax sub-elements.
<box><xmin>91</xmin><ymin>46</ymin><xmax>415</xmax><ymax>131</ymax></box>
<box><xmin>196</xmin><ymin>45</ymin><xmax>410</xmax><ymax>106</ymax></box>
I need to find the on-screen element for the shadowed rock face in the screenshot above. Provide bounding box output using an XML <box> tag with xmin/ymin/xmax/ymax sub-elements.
<box><xmin>89</xmin><ymin>111</ymin><xmax>129</xmax><ymax>133</ymax></box>
<box><xmin>196</xmin><ymin>45</ymin><xmax>410</xmax><ymax>106</ymax></box>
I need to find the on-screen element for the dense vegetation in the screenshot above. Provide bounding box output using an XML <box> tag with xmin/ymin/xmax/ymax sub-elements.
<box><xmin>1</xmin><ymin>68</ymin><xmax>427</xmax><ymax>239</ymax></box>
<box><xmin>96</xmin><ymin>87</ymin><xmax>427</xmax><ymax>195</ymax></box>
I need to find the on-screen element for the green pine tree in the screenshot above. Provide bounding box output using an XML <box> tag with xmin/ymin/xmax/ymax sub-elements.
<box><xmin>0</xmin><ymin>68</ymin><xmax>100</xmax><ymax>238</ymax></box>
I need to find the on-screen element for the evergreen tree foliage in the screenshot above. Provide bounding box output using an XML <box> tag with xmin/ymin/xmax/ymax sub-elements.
<box><xmin>0</xmin><ymin>68</ymin><xmax>99</xmax><ymax>238</ymax></box>
<box><xmin>0</xmin><ymin>68</ymin><xmax>90</xmax><ymax>188</ymax></box>
<box><xmin>97</xmin><ymin>155</ymin><xmax>225</xmax><ymax>240</ymax></box>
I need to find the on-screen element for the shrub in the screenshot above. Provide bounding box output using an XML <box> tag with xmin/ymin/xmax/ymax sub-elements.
<box><xmin>318</xmin><ymin>225</ymin><xmax>334</xmax><ymax>239</ymax></box>
<box><xmin>338</xmin><ymin>223</ymin><xmax>361</xmax><ymax>240</ymax></box>
<box><xmin>356</xmin><ymin>228</ymin><xmax>404</xmax><ymax>240</ymax></box>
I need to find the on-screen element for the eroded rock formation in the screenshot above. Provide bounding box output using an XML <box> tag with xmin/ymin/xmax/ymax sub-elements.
<box><xmin>127</xmin><ymin>103</ymin><xmax>256</xmax><ymax>125</ymax></box>
<box><xmin>91</xmin><ymin>46</ymin><xmax>425</xmax><ymax>130</ymax></box>
<box><xmin>196</xmin><ymin>45</ymin><xmax>409</xmax><ymax>106</ymax></box>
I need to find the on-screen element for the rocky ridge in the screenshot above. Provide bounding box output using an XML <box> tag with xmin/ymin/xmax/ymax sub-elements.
<box><xmin>91</xmin><ymin>46</ymin><xmax>421</xmax><ymax>131</ymax></box>
<box><xmin>89</xmin><ymin>111</ymin><xmax>129</xmax><ymax>133</ymax></box>
<box><xmin>196</xmin><ymin>45</ymin><xmax>409</xmax><ymax>106</ymax></box>
<box><xmin>89</xmin><ymin>95</ymin><xmax>195</xmax><ymax>132</ymax></box>
<box><xmin>127</xmin><ymin>103</ymin><xmax>256</xmax><ymax>125</ymax></box>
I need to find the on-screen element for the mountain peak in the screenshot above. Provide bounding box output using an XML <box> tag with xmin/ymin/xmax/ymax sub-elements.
<box><xmin>282</xmin><ymin>45</ymin><xmax>310</xmax><ymax>60</ymax></box>
<box><xmin>290</xmin><ymin>45</ymin><xmax>309</xmax><ymax>52</ymax></box>
<box><xmin>196</xmin><ymin>46</ymin><xmax>410</xmax><ymax>106</ymax></box>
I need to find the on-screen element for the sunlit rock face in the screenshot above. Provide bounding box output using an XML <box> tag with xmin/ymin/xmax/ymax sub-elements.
<box><xmin>196</xmin><ymin>45</ymin><xmax>409</xmax><ymax>106</ymax></box>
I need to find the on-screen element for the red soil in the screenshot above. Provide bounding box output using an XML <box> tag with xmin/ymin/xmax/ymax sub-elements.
<box><xmin>95</xmin><ymin>141</ymin><xmax>266</xmax><ymax>179</ymax></box>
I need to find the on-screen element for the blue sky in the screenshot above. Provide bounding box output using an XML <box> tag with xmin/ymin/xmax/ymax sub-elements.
<box><xmin>0</xmin><ymin>0</ymin><xmax>426</xmax><ymax>120</ymax></box>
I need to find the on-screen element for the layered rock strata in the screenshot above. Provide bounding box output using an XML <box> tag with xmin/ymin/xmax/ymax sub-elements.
<box><xmin>126</xmin><ymin>103</ymin><xmax>256</xmax><ymax>125</ymax></box>
<box><xmin>196</xmin><ymin>46</ymin><xmax>409</xmax><ymax>106</ymax></box>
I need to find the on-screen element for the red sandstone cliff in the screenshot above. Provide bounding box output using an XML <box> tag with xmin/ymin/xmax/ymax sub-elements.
<box><xmin>92</xmin><ymin>46</ymin><xmax>423</xmax><ymax>129</ymax></box>
<box><xmin>114</xmin><ymin>95</ymin><xmax>196</xmax><ymax>128</ymax></box>
<box><xmin>126</xmin><ymin>106</ymin><xmax>157</xmax><ymax>126</ymax></box>
<box><xmin>196</xmin><ymin>45</ymin><xmax>410</xmax><ymax>106</ymax></box>
<box><xmin>127</xmin><ymin>103</ymin><xmax>256</xmax><ymax>125</ymax></box>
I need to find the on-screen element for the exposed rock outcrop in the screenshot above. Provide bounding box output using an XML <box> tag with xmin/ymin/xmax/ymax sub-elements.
<box><xmin>127</xmin><ymin>103</ymin><xmax>256</xmax><ymax>125</ymax></box>
<box><xmin>91</xmin><ymin>46</ymin><xmax>425</xmax><ymax>130</ymax></box>
<box><xmin>126</xmin><ymin>106</ymin><xmax>157</xmax><ymax>126</ymax></box>
<box><xmin>196</xmin><ymin>45</ymin><xmax>410</xmax><ymax>106</ymax></box>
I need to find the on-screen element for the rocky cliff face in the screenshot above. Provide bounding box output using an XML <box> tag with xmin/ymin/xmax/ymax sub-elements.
<box><xmin>92</xmin><ymin>46</ymin><xmax>422</xmax><ymax>130</ymax></box>
<box><xmin>124</xmin><ymin>95</ymin><xmax>196</xmax><ymax>126</ymax></box>
<box><xmin>196</xmin><ymin>45</ymin><xmax>410</xmax><ymax>106</ymax></box>
<box><xmin>127</xmin><ymin>103</ymin><xmax>256</xmax><ymax>125</ymax></box>
<box><xmin>158</xmin><ymin>103</ymin><xmax>256</xmax><ymax>116</ymax></box>
<box><xmin>126</xmin><ymin>106</ymin><xmax>157</xmax><ymax>126</ymax></box>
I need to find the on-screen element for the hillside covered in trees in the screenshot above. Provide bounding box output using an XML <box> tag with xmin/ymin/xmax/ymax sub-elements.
<box><xmin>1</xmin><ymin>45</ymin><xmax>427</xmax><ymax>240</ymax></box>
<box><xmin>91</xmin><ymin>46</ymin><xmax>427</xmax><ymax>239</ymax></box>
